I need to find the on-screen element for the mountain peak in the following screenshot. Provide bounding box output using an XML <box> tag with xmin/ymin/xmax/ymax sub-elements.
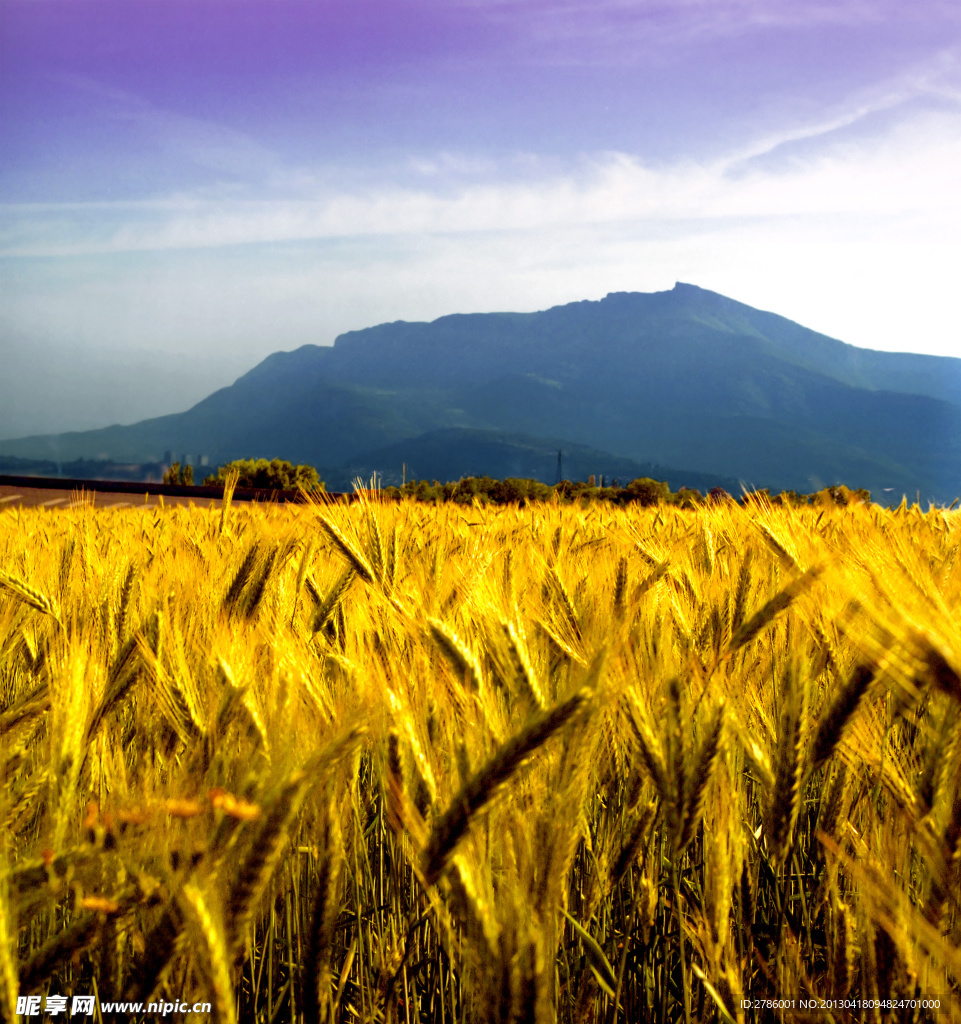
<box><xmin>602</xmin><ymin>281</ymin><xmax>712</xmax><ymax>303</ymax></box>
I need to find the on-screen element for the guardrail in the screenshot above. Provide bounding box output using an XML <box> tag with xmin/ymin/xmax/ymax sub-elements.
<box><xmin>0</xmin><ymin>474</ymin><xmax>348</xmax><ymax>503</ymax></box>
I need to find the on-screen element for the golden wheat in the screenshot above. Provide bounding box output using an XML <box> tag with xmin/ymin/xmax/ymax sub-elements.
<box><xmin>0</xmin><ymin>495</ymin><xmax>958</xmax><ymax>1021</ymax></box>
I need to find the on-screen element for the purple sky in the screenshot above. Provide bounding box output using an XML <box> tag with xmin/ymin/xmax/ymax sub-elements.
<box><xmin>2</xmin><ymin>0</ymin><xmax>961</xmax><ymax>436</ymax></box>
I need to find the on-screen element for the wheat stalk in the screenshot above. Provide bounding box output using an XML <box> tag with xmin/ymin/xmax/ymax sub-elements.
<box><xmin>302</xmin><ymin>804</ymin><xmax>344</xmax><ymax>1024</ymax></box>
<box><xmin>181</xmin><ymin>884</ymin><xmax>237</xmax><ymax>1024</ymax></box>
<box><xmin>0</xmin><ymin>845</ymin><xmax>18</xmax><ymax>1024</ymax></box>
<box><xmin>218</xmin><ymin>467</ymin><xmax>239</xmax><ymax>536</ymax></box>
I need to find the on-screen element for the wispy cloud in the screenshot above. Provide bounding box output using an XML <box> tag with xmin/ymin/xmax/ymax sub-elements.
<box><xmin>51</xmin><ymin>74</ymin><xmax>282</xmax><ymax>182</ymax></box>
<box><xmin>3</xmin><ymin>88</ymin><xmax>959</xmax><ymax>259</ymax></box>
<box><xmin>449</xmin><ymin>0</ymin><xmax>961</xmax><ymax>66</ymax></box>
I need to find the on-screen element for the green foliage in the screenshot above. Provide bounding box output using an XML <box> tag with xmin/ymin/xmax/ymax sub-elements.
<box><xmin>382</xmin><ymin>476</ymin><xmax>554</xmax><ymax>505</ymax></box>
<box><xmin>490</xmin><ymin>477</ymin><xmax>554</xmax><ymax>504</ymax></box>
<box><xmin>622</xmin><ymin>477</ymin><xmax>672</xmax><ymax>507</ymax></box>
<box><xmin>377</xmin><ymin>474</ymin><xmax>880</xmax><ymax>509</ymax></box>
<box><xmin>673</xmin><ymin>486</ymin><xmax>704</xmax><ymax>509</ymax></box>
<box><xmin>820</xmin><ymin>484</ymin><xmax>872</xmax><ymax>506</ymax></box>
<box><xmin>203</xmin><ymin>458</ymin><xmax>323</xmax><ymax>492</ymax></box>
<box><xmin>772</xmin><ymin>490</ymin><xmax>810</xmax><ymax>507</ymax></box>
<box><xmin>163</xmin><ymin>462</ymin><xmax>193</xmax><ymax>486</ymax></box>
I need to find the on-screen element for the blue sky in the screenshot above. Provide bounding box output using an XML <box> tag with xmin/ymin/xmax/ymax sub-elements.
<box><xmin>2</xmin><ymin>0</ymin><xmax>961</xmax><ymax>437</ymax></box>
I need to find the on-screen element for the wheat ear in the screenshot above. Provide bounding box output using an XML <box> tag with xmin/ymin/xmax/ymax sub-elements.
<box><xmin>364</xmin><ymin>505</ymin><xmax>386</xmax><ymax>581</ymax></box>
<box><xmin>679</xmin><ymin>701</ymin><xmax>725</xmax><ymax>851</ymax></box>
<box><xmin>810</xmin><ymin>663</ymin><xmax>875</xmax><ymax>772</ymax></box>
<box><xmin>0</xmin><ymin>570</ymin><xmax>60</xmax><ymax>623</ymax></box>
<box><xmin>429</xmin><ymin>617</ymin><xmax>484</xmax><ymax>693</ymax></box>
<box><xmin>610</xmin><ymin>800</ymin><xmax>658</xmax><ymax>890</ymax></box>
<box><xmin>423</xmin><ymin>688</ymin><xmax>588</xmax><ymax>885</ymax></box>
<box><xmin>312</xmin><ymin>568</ymin><xmax>356</xmax><ymax>634</ymax></box>
<box><xmin>239</xmin><ymin>543</ymin><xmax>279</xmax><ymax>620</ymax></box>
<box><xmin>731</xmin><ymin>547</ymin><xmax>754</xmax><ymax>633</ymax></box>
<box><xmin>612</xmin><ymin>556</ymin><xmax>628</xmax><ymax>617</ymax></box>
<box><xmin>546</xmin><ymin>564</ymin><xmax>581</xmax><ymax>640</ymax></box>
<box><xmin>317</xmin><ymin>516</ymin><xmax>376</xmax><ymax>584</ymax></box>
<box><xmin>502</xmin><ymin>620</ymin><xmax>546</xmax><ymax>711</ymax></box>
<box><xmin>222</xmin><ymin>541</ymin><xmax>261</xmax><ymax>615</ymax></box>
<box><xmin>625</xmin><ymin>699</ymin><xmax>669</xmax><ymax>805</ymax></box>
<box><xmin>767</xmin><ymin>666</ymin><xmax>807</xmax><ymax>864</ymax></box>
<box><xmin>115</xmin><ymin>561</ymin><xmax>138</xmax><ymax>641</ymax></box>
<box><xmin>755</xmin><ymin>522</ymin><xmax>801</xmax><ymax>573</ymax></box>
<box><xmin>729</xmin><ymin>564</ymin><xmax>823</xmax><ymax>652</ymax></box>
<box><xmin>84</xmin><ymin>636</ymin><xmax>142</xmax><ymax>747</ymax></box>
<box><xmin>225</xmin><ymin>771</ymin><xmax>312</xmax><ymax>961</ymax></box>
<box><xmin>0</xmin><ymin>684</ymin><xmax>51</xmax><ymax>742</ymax></box>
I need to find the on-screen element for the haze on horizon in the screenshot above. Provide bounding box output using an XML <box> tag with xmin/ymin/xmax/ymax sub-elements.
<box><xmin>2</xmin><ymin>0</ymin><xmax>961</xmax><ymax>440</ymax></box>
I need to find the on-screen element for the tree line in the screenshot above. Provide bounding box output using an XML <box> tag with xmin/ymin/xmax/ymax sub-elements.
<box><xmin>166</xmin><ymin>457</ymin><xmax>874</xmax><ymax>507</ymax></box>
<box><xmin>163</xmin><ymin>458</ymin><xmax>322</xmax><ymax>491</ymax></box>
<box><xmin>378</xmin><ymin>476</ymin><xmax>873</xmax><ymax>507</ymax></box>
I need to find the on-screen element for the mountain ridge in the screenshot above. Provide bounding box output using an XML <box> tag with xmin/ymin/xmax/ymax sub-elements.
<box><xmin>3</xmin><ymin>283</ymin><xmax>959</xmax><ymax>503</ymax></box>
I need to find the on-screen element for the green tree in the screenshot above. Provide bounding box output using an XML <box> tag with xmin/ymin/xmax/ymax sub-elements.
<box><xmin>490</xmin><ymin>477</ymin><xmax>551</xmax><ymax>504</ymax></box>
<box><xmin>203</xmin><ymin>458</ymin><xmax>323</xmax><ymax>491</ymax></box>
<box><xmin>622</xmin><ymin>477</ymin><xmax>672</xmax><ymax>507</ymax></box>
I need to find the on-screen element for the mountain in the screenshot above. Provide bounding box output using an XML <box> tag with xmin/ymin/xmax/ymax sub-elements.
<box><xmin>3</xmin><ymin>283</ymin><xmax>959</xmax><ymax>502</ymax></box>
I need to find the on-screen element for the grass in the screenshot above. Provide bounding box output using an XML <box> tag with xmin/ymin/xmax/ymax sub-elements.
<box><xmin>0</xmin><ymin>491</ymin><xmax>959</xmax><ymax>1022</ymax></box>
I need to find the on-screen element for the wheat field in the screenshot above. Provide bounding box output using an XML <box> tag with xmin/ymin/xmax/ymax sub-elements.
<box><xmin>0</xmin><ymin>489</ymin><xmax>959</xmax><ymax>1023</ymax></box>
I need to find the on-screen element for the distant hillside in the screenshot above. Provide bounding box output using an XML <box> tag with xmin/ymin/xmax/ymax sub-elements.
<box><xmin>3</xmin><ymin>283</ymin><xmax>959</xmax><ymax>503</ymax></box>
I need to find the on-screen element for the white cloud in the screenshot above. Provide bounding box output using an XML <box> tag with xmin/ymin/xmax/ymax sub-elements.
<box><xmin>3</xmin><ymin>96</ymin><xmax>960</xmax><ymax>255</ymax></box>
<box><xmin>2</xmin><ymin>78</ymin><xmax>961</xmax><ymax>365</ymax></box>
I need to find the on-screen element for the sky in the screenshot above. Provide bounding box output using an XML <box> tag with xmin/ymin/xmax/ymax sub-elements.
<box><xmin>2</xmin><ymin>0</ymin><xmax>961</xmax><ymax>438</ymax></box>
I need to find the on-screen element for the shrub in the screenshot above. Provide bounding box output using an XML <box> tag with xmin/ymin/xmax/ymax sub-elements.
<box><xmin>673</xmin><ymin>486</ymin><xmax>703</xmax><ymax>509</ymax></box>
<box><xmin>163</xmin><ymin>461</ymin><xmax>194</xmax><ymax>486</ymax></box>
<box><xmin>204</xmin><ymin>458</ymin><xmax>323</xmax><ymax>491</ymax></box>
<box><xmin>622</xmin><ymin>477</ymin><xmax>672</xmax><ymax>507</ymax></box>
